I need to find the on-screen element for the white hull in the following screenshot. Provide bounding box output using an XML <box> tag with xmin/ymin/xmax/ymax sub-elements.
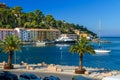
<box><xmin>55</xmin><ymin>37</ymin><xmax>75</xmax><ymax>42</ymax></box>
<box><xmin>95</xmin><ymin>49</ymin><xmax>111</xmax><ymax>53</ymax></box>
<box><xmin>36</xmin><ymin>41</ymin><xmax>46</xmax><ymax>46</ymax></box>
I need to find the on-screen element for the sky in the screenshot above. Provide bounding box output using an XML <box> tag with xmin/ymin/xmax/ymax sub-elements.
<box><xmin>1</xmin><ymin>0</ymin><xmax>120</xmax><ymax>37</ymax></box>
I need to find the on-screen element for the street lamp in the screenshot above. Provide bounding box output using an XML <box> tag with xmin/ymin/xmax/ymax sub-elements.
<box><xmin>14</xmin><ymin>51</ymin><xmax>16</xmax><ymax>64</ymax></box>
<box><xmin>60</xmin><ymin>46</ymin><xmax>62</xmax><ymax>65</ymax></box>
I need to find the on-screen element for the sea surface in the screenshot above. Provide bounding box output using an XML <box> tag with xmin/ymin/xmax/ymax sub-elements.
<box><xmin>0</xmin><ymin>37</ymin><xmax>120</xmax><ymax>70</ymax></box>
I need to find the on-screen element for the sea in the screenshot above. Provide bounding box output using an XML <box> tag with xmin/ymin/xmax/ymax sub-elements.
<box><xmin>0</xmin><ymin>37</ymin><xmax>120</xmax><ymax>70</ymax></box>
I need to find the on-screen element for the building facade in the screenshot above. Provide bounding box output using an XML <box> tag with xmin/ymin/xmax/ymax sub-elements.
<box><xmin>60</xmin><ymin>34</ymin><xmax>77</xmax><ymax>40</ymax></box>
<box><xmin>74</xmin><ymin>29</ymin><xmax>91</xmax><ymax>39</ymax></box>
<box><xmin>0</xmin><ymin>28</ymin><xmax>60</xmax><ymax>42</ymax></box>
<box><xmin>15</xmin><ymin>28</ymin><xmax>32</xmax><ymax>42</ymax></box>
<box><xmin>0</xmin><ymin>28</ymin><xmax>18</xmax><ymax>41</ymax></box>
<box><xmin>29</xmin><ymin>29</ymin><xmax>60</xmax><ymax>41</ymax></box>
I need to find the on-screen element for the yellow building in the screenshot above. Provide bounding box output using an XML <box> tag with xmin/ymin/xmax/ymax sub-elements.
<box><xmin>74</xmin><ymin>30</ymin><xmax>80</xmax><ymax>35</ymax></box>
<box><xmin>80</xmin><ymin>33</ymin><xmax>90</xmax><ymax>38</ymax></box>
<box><xmin>74</xmin><ymin>30</ymin><xmax>91</xmax><ymax>39</ymax></box>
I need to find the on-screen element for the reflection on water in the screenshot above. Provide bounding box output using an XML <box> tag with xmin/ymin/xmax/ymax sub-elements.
<box><xmin>94</xmin><ymin>52</ymin><xmax>110</xmax><ymax>56</ymax></box>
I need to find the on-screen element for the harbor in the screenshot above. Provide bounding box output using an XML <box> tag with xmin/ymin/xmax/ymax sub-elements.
<box><xmin>0</xmin><ymin>37</ymin><xmax>119</xmax><ymax>70</ymax></box>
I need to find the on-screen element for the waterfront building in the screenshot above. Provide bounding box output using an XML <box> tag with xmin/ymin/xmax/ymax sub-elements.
<box><xmin>28</xmin><ymin>29</ymin><xmax>60</xmax><ymax>41</ymax></box>
<box><xmin>60</xmin><ymin>34</ymin><xmax>77</xmax><ymax>40</ymax></box>
<box><xmin>74</xmin><ymin>30</ymin><xmax>91</xmax><ymax>39</ymax></box>
<box><xmin>15</xmin><ymin>28</ymin><xmax>32</xmax><ymax>42</ymax></box>
<box><xmin>0</xmin><ymin>28</ymin><xmax>60</xmax><ymax>42</ymax></box>
<box><xmin>80</xmin><ymin>33</ymin><xmax>91</xmax><ymax>39</ymax></box>
<box><xmin>0</xmin><ymin>28</ymin><xmax>18</xmax><ymax>41</ymax></box>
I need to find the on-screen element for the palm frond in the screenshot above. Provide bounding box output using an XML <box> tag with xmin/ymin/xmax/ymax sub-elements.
<box><xmin>0</xmin><ymin>35</ymin><xmax>21</xmax><ymax>53</ymax></box>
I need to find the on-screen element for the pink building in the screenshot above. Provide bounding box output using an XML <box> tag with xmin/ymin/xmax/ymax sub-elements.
<box><xmin>0</xmin><ymin>29</ymin><xmax>18</xmax><ymax>41</ymax></box>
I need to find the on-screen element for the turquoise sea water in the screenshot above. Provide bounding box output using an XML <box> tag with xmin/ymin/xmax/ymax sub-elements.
<box><xmin>0</xmin><ymin>37</ymin><xmax>120</xmax><ymax>70</ymax></box>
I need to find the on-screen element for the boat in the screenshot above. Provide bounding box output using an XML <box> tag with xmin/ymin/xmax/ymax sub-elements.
<box><xmin>55</xmin><ymin>36</ymin><xmax>76</xmax><ymax>44</ymax></box>
<box><xmin>36</xmin><ymin>40</ymin><xmax>46</xmax><ymax>46</ymax></box>
<box><xmin>95</xmin><ymin>49</ymin><xmax>111</xmax><ymax>53</ymax></box>
<box><xmin>55</xmin><ymin>44</ymin><xmax>70</xmax><ymax>47</ymax></box>
<box><xmin>95</xmin><ymin>20</ymin><xmax>111</xmax><ymax>53</ymax></box>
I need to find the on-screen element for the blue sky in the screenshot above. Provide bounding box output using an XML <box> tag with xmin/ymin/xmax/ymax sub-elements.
<box><xmin>1</xmin><ymin>0</ymin><xmax>120</xmax><ymax>37</ymax></box>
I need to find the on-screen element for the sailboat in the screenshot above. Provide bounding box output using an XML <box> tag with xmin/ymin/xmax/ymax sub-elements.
<box><xmin>95</xmin><ymin>20</ymin><xmax>111</xmax><ymax>53</ymax></box>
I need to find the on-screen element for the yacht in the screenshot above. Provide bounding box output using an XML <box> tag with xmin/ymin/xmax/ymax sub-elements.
<box><xmin>55</xmin><ymin>36</ymin><xmax>76</xmax><ymax>44</ymax></box>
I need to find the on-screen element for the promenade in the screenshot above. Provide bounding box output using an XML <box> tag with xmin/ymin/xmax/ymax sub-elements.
<box><xmin>1</xmin><ymin>64</ymin><xmax>120</xmax><ymax>80</ymax></box>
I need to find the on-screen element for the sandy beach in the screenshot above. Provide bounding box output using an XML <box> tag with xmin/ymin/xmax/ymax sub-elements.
<box><xmin>0</xmin><ymin>63</ymin><xmax>120</xmax><ymax>80</ymax></box>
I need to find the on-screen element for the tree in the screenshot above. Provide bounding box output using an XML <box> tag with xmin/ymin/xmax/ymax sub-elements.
<box><xmin>12</xmin><ymin>6</ymin><xmax>22</xmax><ymax>17</ymax></box>
<box><xmin>34</xmin><ymin>10</ymin><xmax>44</xmax><ymax>24</ymax></box>
<box><xmin>0</xmin><ymin>35</ymin><xmax>21</xmax><ymax>69</ymax></box>
<box><xmin>24</xmin><ymin>22</ymin><xmax>31</xmax><ymax>28</ymax></box>
<box><xmin>45</xmin><ymin>15</ymin><xmax>56</xmax><ymax>28</ymax></box>
<box><xmin>12</xmin><ymin>6</ymin><xmax>22</xmax><ymax>27</ymax></box>
<box><xmin>69</xmin><ymin>36</ymin><xmax>95</xmax><ymax>74</ymax></box>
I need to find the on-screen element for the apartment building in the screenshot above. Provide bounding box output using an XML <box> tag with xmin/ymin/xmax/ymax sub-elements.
<box><xmin>0</xmin><ymin>28</ymin><xmax>60</xmax><ymax>42</ymax></box>
<box><xmin>0</xmin><ymin>28</ymin><xmax>18</xmax><ymax>41</ymax></box>
<box><xmin>74</xmin><ymin>30</ymin><xmax>91</xmax><ymax>39</ymax></box>
<box><xmin>15</xmin><ymin>28</ymin><xmax>32</xmax><ymax>42</ymax></box>
<box><xmin>29</xmin><ymin>29</ymin><xmax>60</xmax><ymax>41</ymax></box>
<box><xmin>61</xmin><ymin>34</ymin><xmax>77</xmax><ymax>40</ymax></box>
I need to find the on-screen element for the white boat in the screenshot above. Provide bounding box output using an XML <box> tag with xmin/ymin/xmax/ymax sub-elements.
<box><xmin>55</xmin><ymin>36</ymin><xmax>75</xmax><ymax>44</ymax></box>
<box><xmin>95</xmin><ymin>49</ymin><xmax>111</xmax><ymax>53</ymax></box>
<box><xmin>55</xmin><ymin>44</ymin><xmax>70</xmax><ymax>47</ymax></box>
<box><xmin>95</xmin><ymin>20</ymin><xmax>111</xmax><ymax>53</ymax></box>
<box><xmin>36</xmin><ymin>40</ymin><xmax>46</xmax><ymax>46</ymax></box>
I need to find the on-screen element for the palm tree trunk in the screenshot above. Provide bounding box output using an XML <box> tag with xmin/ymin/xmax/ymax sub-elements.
<box><xmin>8</xmin><ymin>51</ymin><xmax>13</xmax><ymax>66</ymax></box>
<box><xmin>79</xmin><ymin>54</ymin><xmax>83</xmax><ymax>70</ymax></box>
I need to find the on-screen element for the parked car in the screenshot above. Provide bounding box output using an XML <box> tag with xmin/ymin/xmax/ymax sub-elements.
<box><xmin>19</xmin><ymin>73</ymin><xmax>41</xmax><ymax>80</ymax></box>
<box><xmin>72</xmin><ymin>76</ymin><xmax>93</xmax><ymax>80</ymax></box>
<box><xmin>43</xmin><ymin>76</ymin><xmax>60</xmax><ymax>80</ymax></box>
<box><xmin>0</xmin><ymin>71</ymin><xmax>18</xmax><ymax>80</ymax></box>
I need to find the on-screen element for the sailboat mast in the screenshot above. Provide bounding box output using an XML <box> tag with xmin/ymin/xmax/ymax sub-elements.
<box><xmin>98</xmin><ymin>20</ymin><xmax>101</xmax><ymax>47</ymax></box>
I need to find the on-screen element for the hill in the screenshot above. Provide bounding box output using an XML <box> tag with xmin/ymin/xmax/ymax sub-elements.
<box><xmin>0</xmin><ymin>3</ymin><xmax>96</xmax><ymax>37</ymax></box>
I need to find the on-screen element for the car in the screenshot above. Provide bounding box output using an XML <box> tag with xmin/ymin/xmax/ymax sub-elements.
<box><xmin>72</xmin><ymin>76</ymin><xmax>93</xmax><ymax>80</ymax></box>
<box><xmin>43</xmin><ymin>76</ymin><xmax>60</xmax><ymax>80</ymax></box>
<box><xmin>0</xmin><ymin>71</ymin><xmax>18</xmax><ymax>80</ymax></box>
<box><xmin>19</xmin><ymin>73</ymin><xmax>41</xmax><ymax>80</ymax></box>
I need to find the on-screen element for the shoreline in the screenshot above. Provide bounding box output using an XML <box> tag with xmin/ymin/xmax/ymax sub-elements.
<box><xmin>1</xmin><ymin>64</ymin><xmax>120</xmax><ymax>80</ymax></box>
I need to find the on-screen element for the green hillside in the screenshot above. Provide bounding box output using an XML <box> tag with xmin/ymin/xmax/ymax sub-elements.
<box><xmin>0</xmin><ymin>3</ymin><xmax>96</xmax><ymax>37</ymax></box>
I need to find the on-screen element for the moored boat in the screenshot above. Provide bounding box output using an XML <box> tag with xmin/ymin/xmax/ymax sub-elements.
<box><xmin>95</xmin><ymin>49</ymin><xmax>111</xmax><ymax>53</ymax></box>
<box><xmin>36</xmin><ymin>40</ymin><xmax>46</xmax><ymax>46</ymax></box>
<box><xmin>55</xmin><ymin>36</ymin><xmax>76</xmax><ymax>44</ymax></box>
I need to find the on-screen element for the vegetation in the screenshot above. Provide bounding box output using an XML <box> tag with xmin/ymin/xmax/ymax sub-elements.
<box><xmin>69</xmin><ymin>36</ymin><xmax>95</xmax><ymax>74</ymax></box>
<box><xmin>0</xmin><ymin>3</ymin><xmax>96</xmax><ymax>37</ymax></box>
<box><xmin>0</xmin><ymin>35</ymin><xmax>21</xmax><ymax>69</ymax></box>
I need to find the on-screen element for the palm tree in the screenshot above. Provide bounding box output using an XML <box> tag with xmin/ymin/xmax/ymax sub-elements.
<box><xmin>69</xmin><ymin>36</ymin><xmax>95</xmax><ymax>74</ymax></box>
<box><xmin>0</xmin><ymin>35</ymin><xmax>21</xmax><ymax>69</ymax></box>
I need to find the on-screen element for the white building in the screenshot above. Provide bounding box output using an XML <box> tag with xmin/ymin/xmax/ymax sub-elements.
<box><xmin>0</xmin><ymin>29</ymin><xmax>18</xmax><ymax>41</ymax></box>
<box><xmin>15</xmin><ymin>28</ymin><xmax>32</xmax><ymax>42</ymax></box>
